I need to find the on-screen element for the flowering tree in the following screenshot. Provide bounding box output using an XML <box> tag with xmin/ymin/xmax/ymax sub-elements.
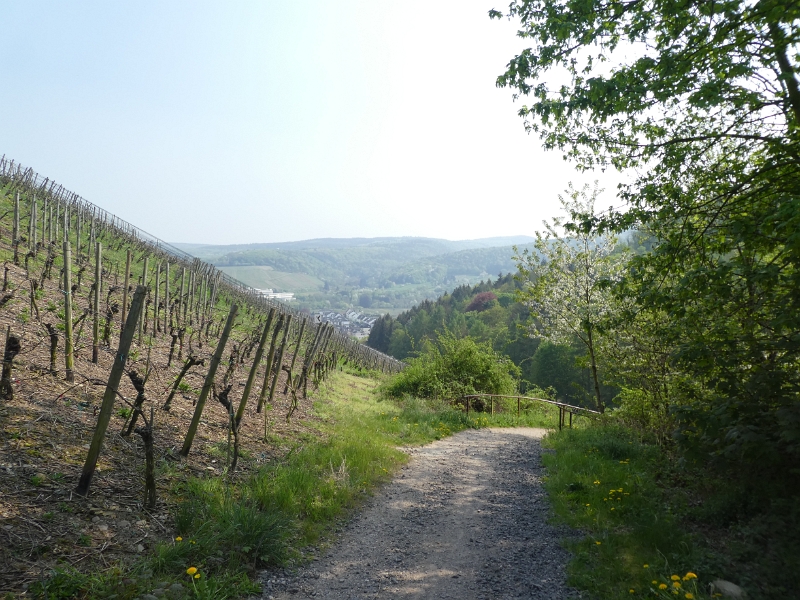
<box><xmin>515</xmin><ymin>184</ymin><xmax>625</xmax><ymax>412</ymax></box>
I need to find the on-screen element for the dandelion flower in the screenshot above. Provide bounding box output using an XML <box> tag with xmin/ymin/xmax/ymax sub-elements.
<box><xmin>671</xmin><ymin>575</ymin><xmax>680</xmax><ymax>581</ymax></box>
<box><xmin>685</xmin><ymin>594</ymin><xmax>694</xmax><ymax>599</ymax></box>
<box><xmin>595</xmin><ymin>541</ymin><xmax>601</xmax><ymax>545</ymax></box>
<box><xmin>684</xmin><ymin>572</ymin><xmax>697</xmax><ymax>580</ymax></box>
<box><xmin>643</xmin><ymin>564</ymin><xmax>649</xmax><ymax>568</ymax></box>
<box><xmin>659</xmin><ymin>584</ymin><xmax>668</xmax><ymax>590</ymax></box>
<box><xmin>194</xmin><ymin>573</ymin><xmax>201</xmax><ymax>579</ymax></box>
<box><xmin>594</xmin><ymin>480</ymin><xmax>601</xmax><ymax>485</ymax></box>
<box><xmin>673</xmin><ymin>582</ymin><xmax>682</xmax><ymax>589</ymax></box>
<box><xmin>629</xmin><ymin>589</ymin><xmax>635</xmax><ymax>593</ymax></box>
<box><xmin>586</xmin><ymin>503</ymin><xmax>591</xmax><ymax>507</ymax></box>
<box><xmin>652</xmin><ymin>581</ymin><xmax>658</xmax><ymax>585</ymax></box>
<box><xmin>611</xmin><ymin>508</ymin><xmax>615</xmax><ymax>511</ymax></box>
<box><xmin>175</xmin><ymin>536</ymin><xmax>183</xmax><ymax>542</ymax></box>
<box><xmin>186</xmin><ymin>567</ymin><xmax>198</xmax><ymax>576</ymax></box>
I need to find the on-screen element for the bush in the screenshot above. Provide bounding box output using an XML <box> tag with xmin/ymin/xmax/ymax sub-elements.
<box><xmin>380</xmin><ymin>333</ymin><xmax>519</xmax><ymax>400</ymax></box>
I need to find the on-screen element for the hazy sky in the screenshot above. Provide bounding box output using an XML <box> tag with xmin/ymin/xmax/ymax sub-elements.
<box><xmin>1</xmin><ymin>1</ymin><xmax>620</xmax><ymax>245</ymax></box>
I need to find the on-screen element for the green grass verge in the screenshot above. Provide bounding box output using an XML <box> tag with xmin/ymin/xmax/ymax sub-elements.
<box><xmin>541</xmin><ymin>424</ymin><xmax>800</xmax><ymax>600</ymax></box>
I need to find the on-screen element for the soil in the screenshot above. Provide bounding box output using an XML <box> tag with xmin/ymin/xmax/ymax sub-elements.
<box><xmin>0</xmin><ymin>254</ymin><xmax>320</xmax><ymax>596</ymax></box>
<box><xmin>258</xmin><ymin>428</ymin><xmax>577</xmax><ymax>600</ymax></box>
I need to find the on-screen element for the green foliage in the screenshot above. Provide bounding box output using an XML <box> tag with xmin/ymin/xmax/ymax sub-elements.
<box><xmin>381</xmin><ymin>333</ymin><xmax>519</xmax><ymax>400</ymax></box>
<box><xmin>493</xmin><ymin>0</ymin><xmax>800</xmax><ymax>479</ymax></box>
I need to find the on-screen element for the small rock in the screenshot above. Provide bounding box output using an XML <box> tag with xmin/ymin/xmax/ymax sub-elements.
<box><xmin>92</xmin><ymin>516</ymin><xmax>101</xmax><ymax>523</ymax></box>
<box><xmin>141</xmin><ymin>595</ymin><xmax>159</xmax><ymax>600</ymax></box>
<box><xmin>119</xmin><ymin>520</ymin><xmax>131</xmax><ymax>528</ymax></box>
<box><xmin>98</xmin><ymin>524</ymin><xmax>109</xmax><ymax>532</ymax></box>
<box><xmin>710</xmin><ymin>580</ymin><xmax>747</xmax><ymax>599</ymax></box>
<box><xmin>151</xmin><ymin>590</ymin><xmax>165</xmax><ymax>598</ymax></box>
<box><xmin>136</xmin><ymin>520</ymin><xmax>147</xmax><ymax>526</ymax></box>
<box><xmin>136</xmin><ymin>544</ymin><xmax>145</xmax><ymax>552</ymax></box>
<box><xmin>168</xmin><ymin>583</ymin><xmax>185</xmax><ymax>593</ymax></box>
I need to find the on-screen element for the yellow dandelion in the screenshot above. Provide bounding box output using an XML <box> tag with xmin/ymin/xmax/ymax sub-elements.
<box><xmin>629</xmin><ymin>589</ymin><xmax>635</xmax><ymax>594</ymax></box>
<box><xmin>673</xmin><ymin>582</ymin><xmax>681</xmax><ymax>589</ymax></box>
<box><xmin>618</xmin><ymin>488</ymin><xmax>623</xmax><ymax>492</ymax></box>
<box><xmin>175</xmin><ymin>536</ymin><xmax>183</xmax><ymax>542</ymax></box>
<box><xmin>643</xmin><ymin>564</ymin><xmax>649</xmax><ymax>568</ymax></box>
<box><xmin>194</xmin><ymin>573</ymin><xmax>201</xmax><ymax>579</ymax></box>
<box><xmin>595</xmin><ymin>541</ymin><xmax>601</xmax><ymax>545</ymax></box>
<box><xmin>611</xmin><ymin>507</ymin><xmax>615</xmax><ymax>511</ymax></box>
<box><xmin>652</xmin><ymin>581</ymin><xmax>658</xmax><ymax>585</ymax></box>
<box><xmin>685</xmin><ymin>594</ymin><xmax>694</xmax><ymax>599</ymax></box>
<box><xmin>671</xmin><ymin>575</ymin><xmax>680</xmax><ymax>581</ymax></box>
<box><xmin>586</xmin><ymin>503</ymin><xmax>591</xmax><ymax>507</ymax></box>
<box><xmin>659</xmin><ymin>584</ymin><xmax>668</xmax><ymax>590</ymax></box>
<box><xmin>684</xmin><ymin>572</ymin><xmax>697</xmax><ymax>580</ymax></box>
<box><xmin>186</xmin><ymin>567</ymin><xmax>197</xmax><ymax>576</ymax></box>
<box><xmin>594</xmin><ymin>480</ymin><xmax>601</xmax><ymax>485</ymax></box>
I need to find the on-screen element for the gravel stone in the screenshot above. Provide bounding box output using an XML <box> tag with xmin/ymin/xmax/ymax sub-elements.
<box><xmin>259</xmin><ymin>427</ymin><xmax>577</xmax><ymax>599</ymax></box>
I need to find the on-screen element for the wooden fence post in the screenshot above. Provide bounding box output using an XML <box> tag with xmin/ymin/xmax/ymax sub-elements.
<box><xmin>181</xmin><ymin>303</ymin><xmax>238</xmax><ymax>457</ymax></box>
<box><xmin>76</xmin><ymin>285</ymin><xmax>146</xmax><ymax>496</ymax></box>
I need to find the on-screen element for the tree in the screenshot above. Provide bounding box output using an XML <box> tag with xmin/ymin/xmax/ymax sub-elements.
<box><xmin>493</xmin><ymin>0</ymin><xmax>800</xmax><ymax>470</ymax></box>
<box><xmin>515</xmin><ymin>184</ymin><xmax>625</xmax><ymax>412</ymax></box>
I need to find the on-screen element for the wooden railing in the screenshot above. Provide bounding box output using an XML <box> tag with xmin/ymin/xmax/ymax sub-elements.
<box><xmin>459</xmin><ymin>394</ymin><xmax>602</xmax><ymax>429</ymax></box>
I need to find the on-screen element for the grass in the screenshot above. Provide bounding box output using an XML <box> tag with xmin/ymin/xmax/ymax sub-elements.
<box><xmin>540</xmin><ymin>424</ymin><xmax>800</xmax><ymax>600</ymax></box>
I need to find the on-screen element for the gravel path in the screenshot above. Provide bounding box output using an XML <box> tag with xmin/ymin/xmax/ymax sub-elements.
<box><xmin>257</xmin><ymin>427</ymin><xmax>577</xmax><ymax>600</ymax></box>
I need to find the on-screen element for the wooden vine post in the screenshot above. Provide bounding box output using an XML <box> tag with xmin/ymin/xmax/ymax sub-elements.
<box><xmin>63</xmin><ymin>241</ymin><xmax>75</xmax><ymax>383</ymax></box>
<box><xmin>257</xmin><ymin>314</ymin><xmax>284</xmax><ymax>412</ymax></box>
<box><xmin>76</xmin><ymin>285</ymin><xmax>146</xmax><ymax>497</ymax></box>
<box><xmin>180</xmin><ymin>303</ymin><xmax>238</xmax><ymax>458</ymax></box>
<box><xmin>121</xmin><ymin>249</ymin><xmax>131</xmax><ymax>326</ymax></box>
<box><xmin>235</xmin><ymin>307</ymin><xmax>275</xmax><ymax>426</ymax></box>
<box><xmin>138</xmin><ymin>256</ymin><xmax>148</xmax><ymax>344</ymax></box>
<box><xmin>92</xmin><ymin>242</ymin><xmax>101</xmax><ymax>363</ymax></box>
<box><xmin>283</xmin><ymin>317</ymin><xmax>306</xmax><ymax>394</ymax></box>
<box><xmin>12</xmin><ymin>192</ymin><xmax>19</xmax><ymax>265</ymax></box>
<box><xmin>153</xmin><ymin>261</ymin><xmax>161</xmax><ymax>335</ymax></box>
<box><xmin>163</xmin><ymin>262</ymin><xmax>170</xmax><ymax>333</ymax></box>
<box><xmin>267</xmin><ymin>314</ymin><xmax>293</xmax><ymax>406</ymax></box>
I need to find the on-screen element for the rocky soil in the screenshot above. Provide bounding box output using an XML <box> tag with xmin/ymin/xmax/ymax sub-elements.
<box><xmin>258</xmin><ymin>427</ymin><xmax>578</xmax><ymax>600</ymax></box>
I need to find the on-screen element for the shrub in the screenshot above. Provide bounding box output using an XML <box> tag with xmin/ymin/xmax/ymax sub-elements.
<box><xmin>381</xmin><ymin>332</ymin><xmax>519</xmax><ymax>400</ymax></box>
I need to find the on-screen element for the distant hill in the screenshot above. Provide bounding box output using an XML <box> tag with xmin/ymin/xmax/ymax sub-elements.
<box><xmin>172</xmin><ymin>236</ymin><xmax>536</xmax><ymax>310</ymax></box>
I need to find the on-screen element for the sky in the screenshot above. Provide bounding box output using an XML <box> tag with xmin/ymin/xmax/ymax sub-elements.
<box><xmin>1</xmin><ymin>1</ymin><xmax>621</xmax><ymax>245</ymax></box>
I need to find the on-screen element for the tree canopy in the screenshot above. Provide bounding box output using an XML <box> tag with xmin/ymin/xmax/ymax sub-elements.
<box><xmin>492</xmin><ymin>1</ymin><xmax>800</xmax><ymax>473</ymax></box>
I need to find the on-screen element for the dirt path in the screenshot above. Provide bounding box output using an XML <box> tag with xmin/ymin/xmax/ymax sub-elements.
<box><xmin>258</xmin><ymin>427</ymin><xmax>576</xmax><ymax>600</ymax></box>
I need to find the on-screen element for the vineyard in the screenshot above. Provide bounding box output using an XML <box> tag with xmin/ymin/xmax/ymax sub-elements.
<box><xmin>0</xmin><ymin>157</ymin><xmax>402</xmax><ymax>595</ymax></box>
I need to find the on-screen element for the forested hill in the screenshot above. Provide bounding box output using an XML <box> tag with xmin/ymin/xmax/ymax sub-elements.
<box><xmin>365</xmin><ymin>273</ymin><xmax>614</xmax><ymax>406</ymax></box>
<box><xmin>173</xmin><ymin>236</ymin><xmax>536</xmax><ymax>310</ymax></box>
